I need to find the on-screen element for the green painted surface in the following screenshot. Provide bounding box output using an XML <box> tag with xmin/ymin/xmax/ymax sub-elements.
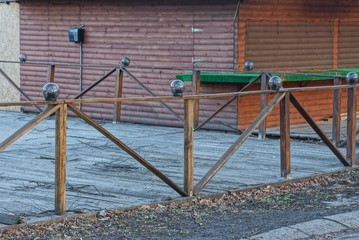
<box><xmin>176</xmin><ymin>68</ymin><xmax>359</xmax><ymax>83</ymax></box>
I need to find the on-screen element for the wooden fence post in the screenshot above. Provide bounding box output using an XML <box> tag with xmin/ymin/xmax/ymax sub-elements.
<box><xmin>346</xmin><ymin>86</ymin><xmax>357</xmax><ymax>166</ymax></box>
<box><xmin>258</xmin><ymin>72</ymin><xmax>268</xmax><ymax>139</ymax></box>
<box><xmin>280</xmin><ymin>92</ymin><xmax>290</xmax><ymax>178</ymax></box>
<box><xmin>332</xmin><ymin>77</ymin><xmax>342</xmax><ymax>146</ymax></box>
<box><xmin>113</xmin><ymin>68</ymin><xmax>124</xmax><ymax>123</ymax></box>
<box><xmin>47</xmin><ymin>64</ymin><xmax>55</xmax><ymax>83</ymax></box>
<box><xmin>192</xmin><ymin>70</ymin><xmax>201</xmax><ymax>128</ymax></box>
<box><xmin>184</xmin><ymin>98</ymin><xmax>194</xmax><ymax>196</ymax></box>
<box><xmin>55</xmin><ymin>103</ymin><xmax>67</xmax><ymax>214</ymax></box>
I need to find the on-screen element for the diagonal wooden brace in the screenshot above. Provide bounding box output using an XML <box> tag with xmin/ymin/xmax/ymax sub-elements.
<box><xmin>122</xmin><ymin>68</ymin><xmax>183</xmax><ymax>122</ymax></box>
<box><xmin>289</xmin><ymin>93</ymin><xmax>349</xmax><ymax>166</ymax></box>
<box><xmin>195</xmin><ymin>74</ymin><xmax>262</xmax><ymax>131</ymax></box>
<box><xmin>67</xmin><ymin>104</ymin><xmax>187</xmax><ymax>197</ymax></box>
<box><xmin>0</xmin><ymin>105</ymin><xmax>61</xmax><ymax>153</ymax></box>
<box><xmin>194</xmin><ymin>92</ymin><xmax>285</xmax><ymax>195</ymax></box>
<box><xmin>0</xmin><ymin>68</ymin><xmax>42</xmax><ymax>112</ymax></box>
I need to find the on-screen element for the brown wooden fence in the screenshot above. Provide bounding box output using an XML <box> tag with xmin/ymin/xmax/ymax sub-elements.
<box><xmin>0</xmin><ymin>82</ymin><xmax>357</xmax><ymax>215</ymax></box>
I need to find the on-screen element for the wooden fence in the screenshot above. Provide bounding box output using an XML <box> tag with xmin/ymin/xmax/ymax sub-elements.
<box><xmin>0</xmin><ymin>83</ymin><xmax>357</xmax><ymax>215</ymax></box>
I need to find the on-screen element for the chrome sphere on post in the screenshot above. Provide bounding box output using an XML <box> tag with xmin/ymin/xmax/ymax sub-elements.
<box><xmin>42</xmin><ymin>83</ymin><xmax>60</xmax><ymax>101</ymax></box>
<box><xmin>19</xmin><ymin>52</ymin><xmax>27</xmax><ymax>63</ymax></box>
<box><xmin>244</xmin><ymin>61</ymin><xmax>254</xmax><ymax>71</ymax></box>
<box><xmin>268</xmin><ymin>76</ymin><xmax>283</xmax><ymax>91</ymax></box>
<box><xmin>120</xmin><ymin>57</ymin><xmax>130</xmax><ymax>68</ymax></box>
<box><xmin>346</xmin><ymin>72</ymin><xmax>359</xmax><ymax>85</ymax></box>
<box><xmin>170</xmin><ymin>79</ymin><xmax>185</xmax><ymax>97</ymax></box>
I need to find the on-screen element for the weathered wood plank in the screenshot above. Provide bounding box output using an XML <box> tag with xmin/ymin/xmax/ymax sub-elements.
<box><xmin>47</xmin><ymin>64</ymin><xmax>55</xmax><ymax>83</ymax></box>
<box><xmin>258</xmin><ymin>72</ymin><xmax>268</xmax><ymax>139</ymax></box>
<box><xmin>332</xmin><ymin>77</ymin><xmax>342</xmax><ymax>146</ymax></box>
<box><xmin>346</xmin><ymin>87</ymin><xmax>357</xmax><ymax>166</ymax></box>
<box><xmin>184</xmin><ymin>99</ymin><xmax>194</xmax><ymax>196</ymax></box>
<box><xmin>55</xmin><ymin>104</ymin><xmax>67</xmax><ymax>214</ymax></box>
<box><xmin>280</xmin><ymin>93</ymin><xmax>291</xmax><ymax>178</ymax></box>
<box><xmin>332</xmin><ymin>19</ymin><xmax>339</xmax><ymax>69</ymax></box>
<box><xmin>62</xmin><ymin>85</ymin><xmax>353</xmax><ymax>105</ymax></box>
<box><xmin>192</xmin><ymin>70</ymin><xmax>201</xmax><ymax>128</ymax></box>
<box><xmin>113</xmin><ymin>69</ymin><xmax>124</xmax><ymax>123</ymax></box>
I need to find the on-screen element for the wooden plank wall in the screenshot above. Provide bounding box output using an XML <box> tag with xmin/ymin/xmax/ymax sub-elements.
<box><xmin>238</xmin><ymin>0</ymin><xmax>359</xmax><ymax>70</ymax></box>
<box><xmin>245</xmin><ymin>21</ymin><xmax>333</xmax><ymax>71</ymax></box>
<box><xmin>19</xmin><ymin>0</ymin><xmax>239</xmax><ymax>129</ymax></box>
<box><xmin>236</xmin><ymin>0</ymin><xmax>359</xmax><ymax>129</ymax></box>
<box><xmin>338</xmin><ymin>22</ymin><xmax>359</xmax><ymax>67</ymax></box>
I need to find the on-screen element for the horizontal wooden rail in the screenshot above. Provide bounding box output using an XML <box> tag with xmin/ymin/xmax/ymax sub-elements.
<box><xmin>0</xmin><ymin>59</ymin><xmax>352</xmax><ymax>79</ymax></box>
<box><xmin>0</xmin><ymin>84</ymin><xmax>357</xmax><ymax>107</ymax></box>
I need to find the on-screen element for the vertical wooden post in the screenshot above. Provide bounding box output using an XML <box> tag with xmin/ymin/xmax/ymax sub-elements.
<box><xmin>258</xmin><ymin>72</ymin><xmax>268</xmax><ymax>139</ymax></box>
<box><xmin>238</xmin><ymin>21</ymin><xmax>246</xmax><ymax>70</ymax></box>
<box><xmin>55</xmin><ymin>103</ymin><xmax>67</xmax><ymax>214</ymax></box>
<box><xmin>47</xmin><ymin>64</ymin><xmax>55</xmax><ymax>83</ymax></box>
<box><xmin>280</xmin><ymin>92</ymin><xmax>291</xmax><ymax>178</ymax></box>
<box><xmin>346</xmin><ymin>86</ymin><xmax>357</xmax><ymax>166</ymax></box>
<box><xmin>332</xmin><ymin>77</ymin><xmax>342</xmax><ymax>146</ymax></box>
<box><xmin>332</xmin><ymin>19</ymin><xmax>339</xmax><ymax>69</ymax></box>
<box><xmin>113</xmin><ymin>68</ymin><xmax>124</xmax><ymax>123</ymax></box>
<box><xmin>192</xmin><ymin>70</ymin><xmax>201</xmax><ymax>128</ymax></box>
<box><xmin>184</xmin><ymin>99</ymin><xmax>194</xmax><ymax>196</ymax></box>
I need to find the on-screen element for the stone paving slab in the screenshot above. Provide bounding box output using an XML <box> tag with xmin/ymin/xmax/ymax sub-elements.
<box><xmin>325</xmin><ymin>210</ymin><xmax>359</xmax><ymax>229</ymax></box>
<box><xmin>243</xmin><ymin>210</ymin><xmax>359</xmax><ymax>240</ymax></box>
<box><xmin>289</xmin><ymin>219</ymin><xmax>348</xmax><ymax>236</ymax></box>
<box><xmin>247</xmin><ymin>227</ymin><xmax>308</xmax><ymax>240</ymax></box>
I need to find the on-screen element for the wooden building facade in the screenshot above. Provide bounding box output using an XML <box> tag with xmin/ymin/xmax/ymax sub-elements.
<box><xmin>239</xmin><ymin>1</ymin><xmax>359</xmax><ymax>70</ymax></box>
<box><xmin>18</xmin><ymin>0</ymin><xmax>359</xmax><ymax>130</ymax></box>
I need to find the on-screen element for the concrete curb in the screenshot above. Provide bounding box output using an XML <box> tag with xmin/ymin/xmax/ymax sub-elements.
<box><xmin>241</xmin><ymin>210</ymin><xmax>359</xmax><ymax>240</ymax></box>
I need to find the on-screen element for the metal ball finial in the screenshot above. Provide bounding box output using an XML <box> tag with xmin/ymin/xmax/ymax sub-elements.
<box><xmin>346</xmin><ymin>72</ymin><xmax>359</xmax><ymax>85</ymax></box>
<box><xmin>120</xmin><ymin>57</ymin><xmax>130</xmax><ymax>68</ymax></box>
<box><xmin>244</xmin><ymin>61</ymin><xmax>254</xmax><ymax>71</ymax></box>
<box><xmin>170</xmin><ymin>79</ymin><xmax>185</xmax><ymax>97</ymax></box>
<box><xmin>19</xmin><ymin>52</ymin><xmax>27</xmax><ymax>63</ymax></box>
<box><xmin>268</xmin><ymin>76</ymin><xmax>283</xmax><ymax>91</ymax></box>
<box><xmin>42</xmin><ymin>83</ymin><xmax>60</xmax><ymax>101</ymax></box>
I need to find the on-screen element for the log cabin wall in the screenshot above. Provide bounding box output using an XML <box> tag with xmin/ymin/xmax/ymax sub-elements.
<box><xmin>19</xmin><ymin>0</ymin><xmax>239</xmax><ymax>129</ymax></box>
<box><xmin>236</xmin><ymin>0</ymin><xmax>359</xmax><ymax>129</ymax></box>
<box><xmin>19</xmin><ymin>0</ymin><xmax>359</xmax><ymax>131</ymax></box>
<box><xmin>238</xmin><ymin>0</ymin><xmax>359</xmax><ymax>71</ymax></box>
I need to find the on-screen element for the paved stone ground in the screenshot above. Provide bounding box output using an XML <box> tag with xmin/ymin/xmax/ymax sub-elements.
<box><xmin>243</xmin><ymin>210</ymin><xmax>359</xmax><ymax>240</ymax></box>
<box><xmin>0</xmin><ymin>110</ymin><xmax>356</xmax><ymax>225</ymax></box>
